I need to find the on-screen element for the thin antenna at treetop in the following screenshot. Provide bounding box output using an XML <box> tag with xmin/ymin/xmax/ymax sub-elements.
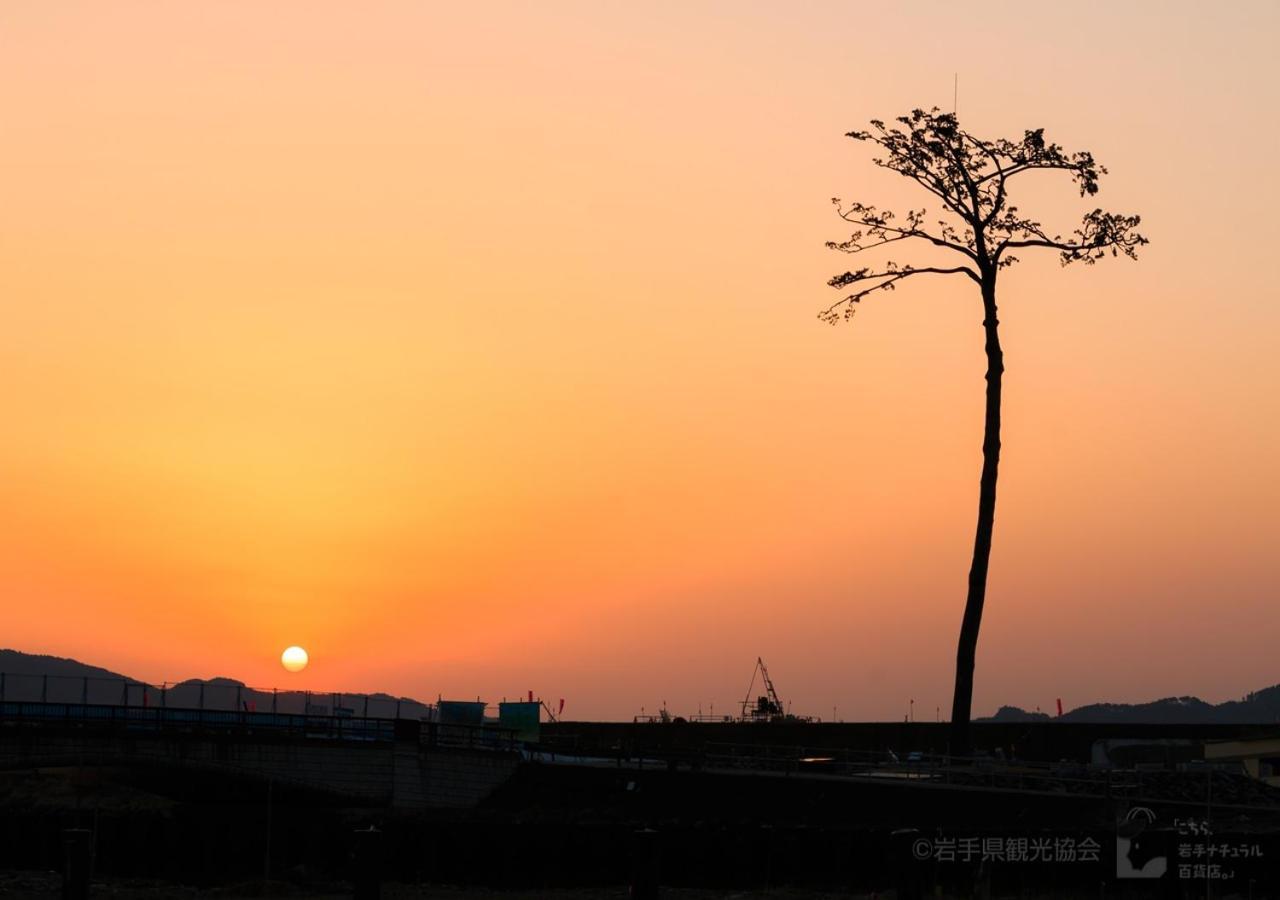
<box><xmin>953</xmin><ymin>73</ymin><xmax>958</xmax><ymax>116</ymax></box>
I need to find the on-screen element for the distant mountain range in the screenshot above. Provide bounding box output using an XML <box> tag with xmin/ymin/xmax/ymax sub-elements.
<box><xmin>4</xmin><ymin>648</ymin><xmax>1278</xmax><ymax>723</ymax></box>
<box><xmin>0</xmin><ymin>649</ymin><xmax>433</xmax><ymax>719</ymax></box>
<box><xmin>980</xmin><ymin>687</ymin><xmax>1280</xmax><ymax>724</ymax></box>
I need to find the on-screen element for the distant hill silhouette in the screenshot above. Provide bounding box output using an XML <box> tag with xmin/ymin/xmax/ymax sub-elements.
<box><xmin>983</xmin><ymin>705</ymin><xmax>1052</xmax><ymax>723</ymax></box>
<box><xmin>979</xmin><ymin>685</ymin><xmax>1280</xmax><ymax>724</ymax></box>
<box><xmin>0</xmin><ymin>649</ymin><xmax>130</xmax><ymax>681</ymax></box>
<box><xmin>0</xmin><ymin>649</ymin><xmax>433</xmax><ymax>719</ymax></box>
<box><xmin>5</xmin><ymin>648</ymin><xmax>1277</xmax><ymax>724</ymax></box>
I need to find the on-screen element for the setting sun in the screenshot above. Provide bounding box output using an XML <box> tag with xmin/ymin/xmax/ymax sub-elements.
<box><xmin>280</xmin><ymin>646</ymin><xmax>308</xmax><ymax>674</ymax></box>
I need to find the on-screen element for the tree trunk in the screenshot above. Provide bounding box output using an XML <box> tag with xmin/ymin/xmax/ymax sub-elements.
<box><xmin>950</xmin><ymin>275</ymin><xmax>1003</xmax><ymax>756</ymax></box>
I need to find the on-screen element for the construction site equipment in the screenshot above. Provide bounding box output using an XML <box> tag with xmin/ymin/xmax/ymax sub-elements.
<box><xmin>739</xmin><ymin>657</ymin><xmax>814</xmax><ymax>723</ymax></box>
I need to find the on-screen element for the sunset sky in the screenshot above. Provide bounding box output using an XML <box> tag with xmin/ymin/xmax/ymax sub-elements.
<box><xmin>2</xmin><ymin>2</ymin><xmax>1277</xmax><ymax>720</ymax></box>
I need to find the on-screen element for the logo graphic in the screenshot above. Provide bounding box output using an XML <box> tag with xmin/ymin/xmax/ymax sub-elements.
<box><xmin>1116</xmin><ymin>806</ymin><xmax>1167</xmax><ymax>879</ymax></box>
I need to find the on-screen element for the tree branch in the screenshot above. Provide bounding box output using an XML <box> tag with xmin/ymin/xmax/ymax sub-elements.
<box><xmin>829</xmin><ymin>200</ymin><xmax>980</xmax><ymax>262</ymax></box>
<box><xmin>820</xmin><ymin>264</ymin><xmax>979</xmax><ymax>323</ymax></box>
<box><xmin>996</xmin><ymin>210</ymin><xmax>1146</xmax><ymax>265</ymax></box>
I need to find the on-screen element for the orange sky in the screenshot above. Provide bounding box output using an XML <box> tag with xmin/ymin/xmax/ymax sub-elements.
<box><xmin>2</xmin><ymin>2</ymin><xmax>1277</xmax><ymax>720</ymax></box>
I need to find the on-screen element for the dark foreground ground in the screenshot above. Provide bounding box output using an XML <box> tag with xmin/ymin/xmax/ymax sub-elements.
<box><xmin>0</xmin><ymin>875</ymin><xmax>1215</xmax><ymax>900</ymax></box>
<box><xmin>0</xmin><ymin>873</ymin><xmax>873</xmax><ymax>899</ymax></box>
<box><xmin>0</xmin><ymin>873</ymin><xmax>1271</xmax><ymax>900</ymax></box>
<box><xmin>4</xmin><ymin>718</ymin><xmax>1279</xmax><ymax>898</ymax></box>
<box><xmin>3</xmin><ymin>762</ymin><xmax>1277</xmax><ymax>899</ymax></box>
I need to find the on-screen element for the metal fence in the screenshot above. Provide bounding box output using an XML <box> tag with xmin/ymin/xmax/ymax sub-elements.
<box><xmin>0</xmin><ymin>699</ymin><xmax>398</xmax><ymax>742</ymax></box>
<box><xmin>0</xmin><ymin>700</ymin><xmax>521</xmax><ymax>752</ymax></box>
<box><xmin>0</xmin><ymin>672</ymin><xmax>431</xmax><ymax>720</ymax></box>
<box><xmin>0</xmin><ymin>673</ymin><xmax>528</xmax><ymax>752</ymax></box>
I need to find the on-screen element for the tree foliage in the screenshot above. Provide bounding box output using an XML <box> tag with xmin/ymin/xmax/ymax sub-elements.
<box><xmin>822</xmin><ymin>108</ymin><xmax>1146</xmax><ymax>322</ymax></box>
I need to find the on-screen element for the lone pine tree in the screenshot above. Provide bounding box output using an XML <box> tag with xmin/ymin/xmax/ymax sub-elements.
<box><xmin>823</xmin><ymin>108</ymin><xmax>1146</xmax><ymax>754</ymax></box>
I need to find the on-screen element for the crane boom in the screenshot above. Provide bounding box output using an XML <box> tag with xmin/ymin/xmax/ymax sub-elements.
<box><xmin>758</xmin><ymin>658</ymin><xmax>782</xmax><ymax>713</ymax></box>
<box><xmin>741</xmin><ymin>656</ymin><xmax>788</xmax><ymax>720</ymax></box>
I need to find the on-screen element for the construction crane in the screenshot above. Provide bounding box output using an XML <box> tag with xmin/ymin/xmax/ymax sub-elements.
<box><xmin>740</xmin><ymin>657</ymin><xmax>789</xmax><ymax>722</ymax></box>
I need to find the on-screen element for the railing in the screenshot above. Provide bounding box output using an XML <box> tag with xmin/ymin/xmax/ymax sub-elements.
<box><xmin>0</xmin><ymin>699</ymin><xmax>528</xmax><ymax>755</ymax></box>
<box><xmin>0</xmin><ymin>699</ymin><xmax>398</xmax><ymax>743</ymax></box>
<box><xmin>0</xmin><ymin>671</ymin><xmax>431</xmax><ymax>720</ymax></box>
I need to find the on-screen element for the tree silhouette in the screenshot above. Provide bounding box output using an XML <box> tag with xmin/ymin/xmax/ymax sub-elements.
<box><xmin>824</xmin><ymin>109</ymin><xmax>1146</xmax><ymax>754</ymax></box>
